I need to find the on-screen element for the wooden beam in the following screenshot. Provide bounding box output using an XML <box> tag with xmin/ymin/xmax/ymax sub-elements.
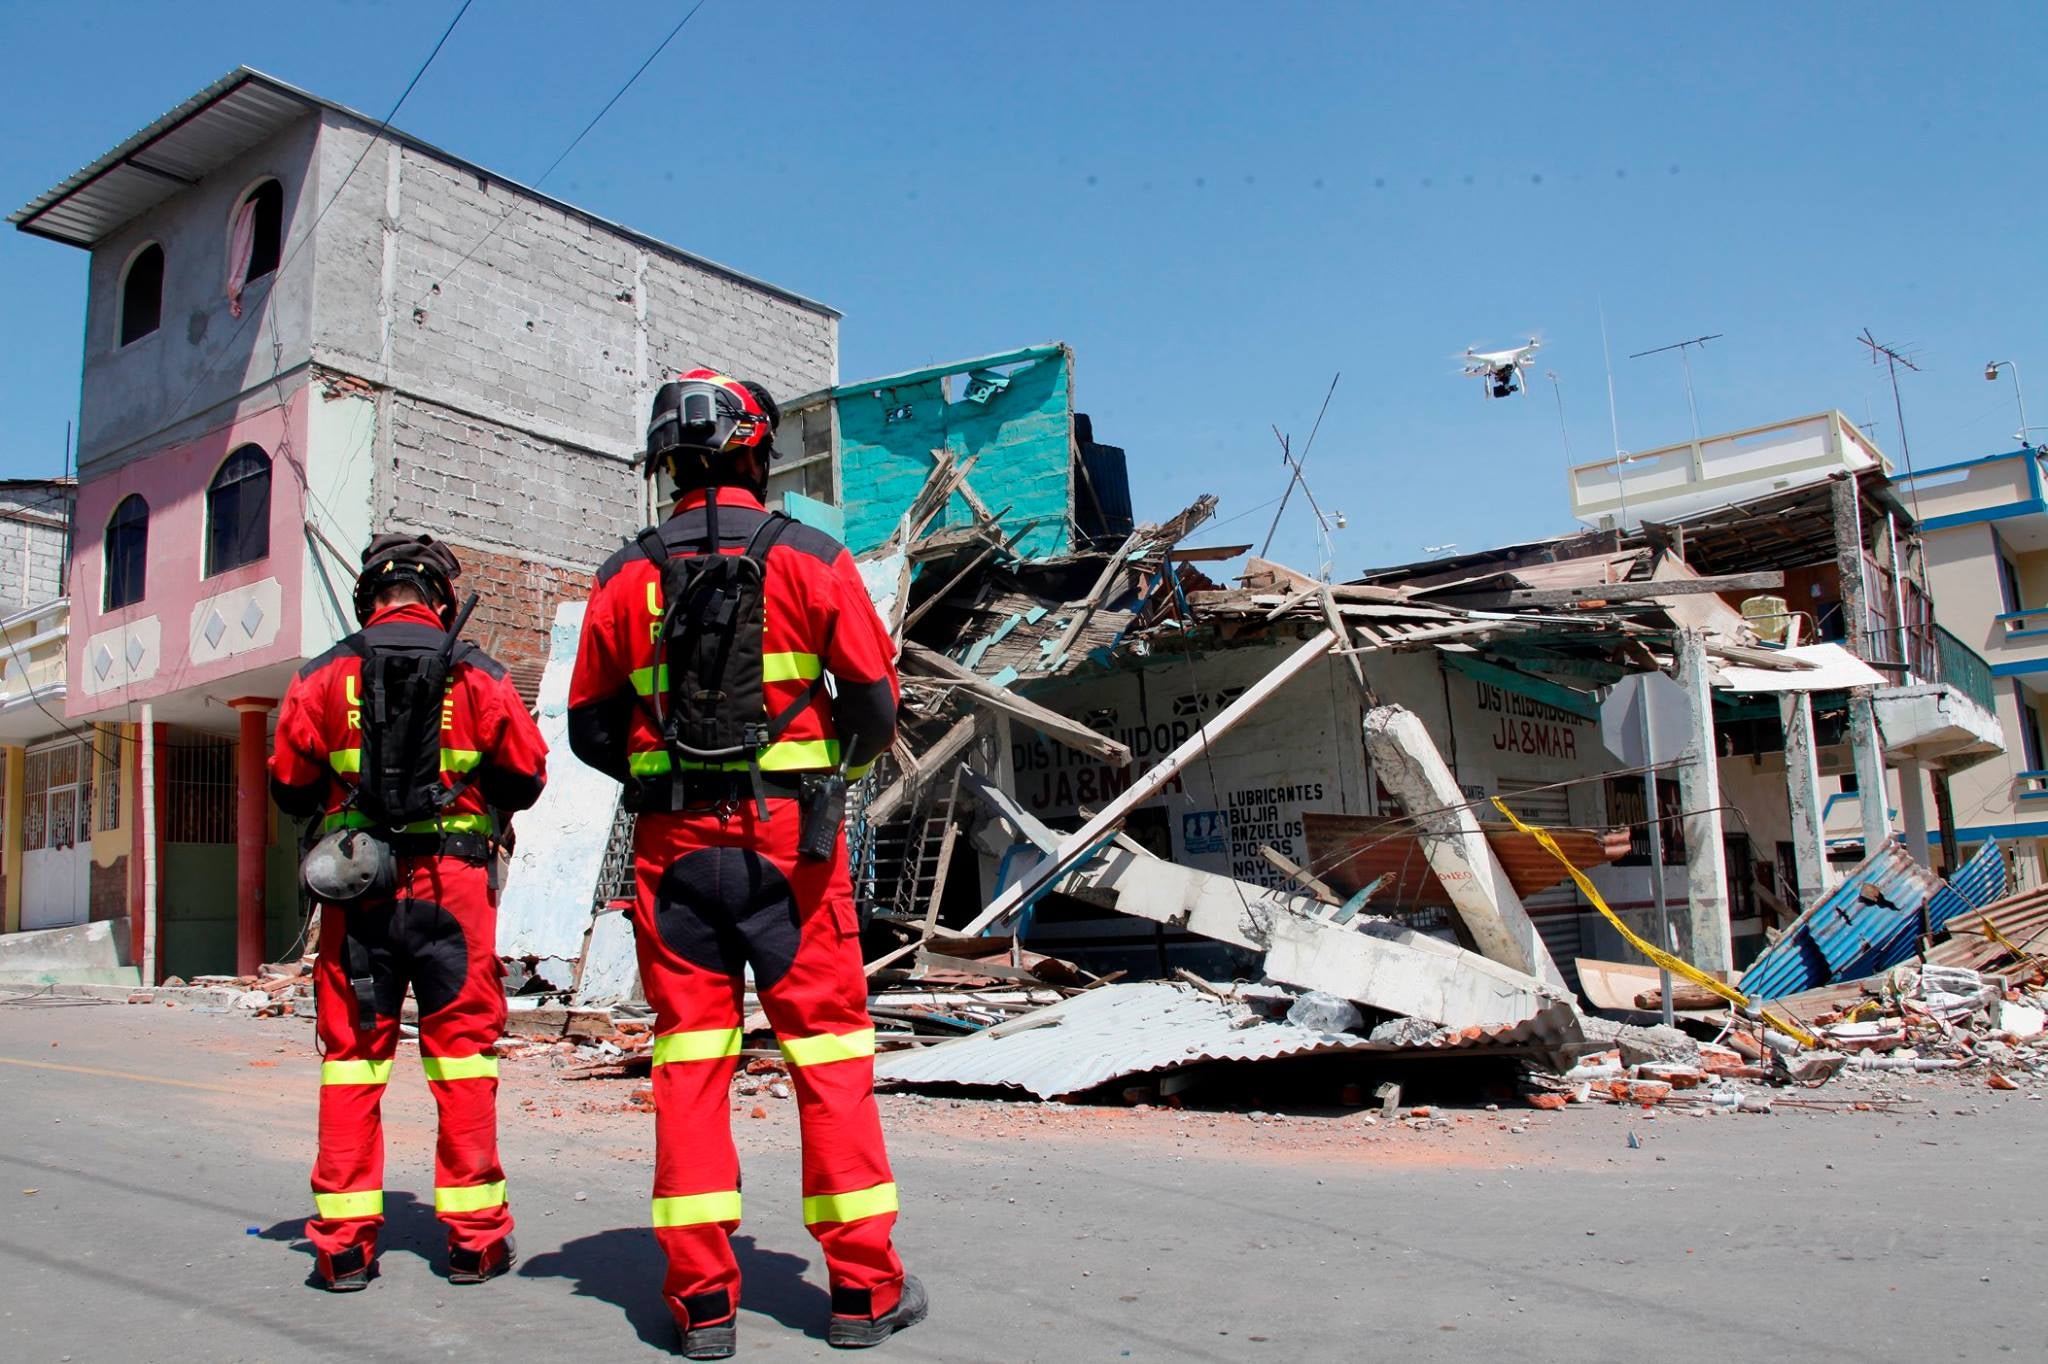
<box><xmin>956</xmin><ymin>630</ymin><xmax>1337</xmax><ymax>937</ymax></box>
<box><xmin>901</xmin><ymin>643</ymin><xmax>1132</xmax><ymax>765</ymax></box>
<box><xmin>1431</xmin><ymin>571</ymin><xmax>1784</xmax><ymax>610</ymax></box>
<box><xmin>1045</xmin><ymin>530</ymin><xmax>1143</xmax><ymax>669</ymax></box>
<box><xmin>863</xmin><ymin>713</ymin><xmax>981</xmax><ymax>825</ymax></box>
<box><xmin>1260</xmin><ymin>845</ymin><xmax>1340</xmax><ymax>905</ymax></box>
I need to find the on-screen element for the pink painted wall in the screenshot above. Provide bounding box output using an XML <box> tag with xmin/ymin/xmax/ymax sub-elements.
<box><xmin>67</xmin><ymin>391</ymin><xmax>309</xmax><ymax>717</ymax></box>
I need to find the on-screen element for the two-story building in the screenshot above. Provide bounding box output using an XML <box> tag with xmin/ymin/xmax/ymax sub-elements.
<box><xmin>9</xmin><ymin>68</ymin><xmax>839</xmax><ymax>981</ymax></box>
<box><xmin>1893</xmin><ymin>443</ymin><xmax>2048</xmax><ymax>884</ymax></box>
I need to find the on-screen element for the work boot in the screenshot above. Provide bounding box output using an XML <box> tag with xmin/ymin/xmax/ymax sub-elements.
<box><xmin>827</xmin><ymin>1274</ymin><xmax>928</xmax><ymax>1349</ymax></box>
<box><xmin>317</xmin><ymin>1245</ymin><xmax>374</xmax><ymax>1292</ymax></box>
<box><xmin>673</xmin><ymin>1290</ymin><xmax>738</xmax><ymax>1360</ymax></box>
<box><xmin>447</xmin><ymin>1235</ymin><xmax>516</xmax><ymax>1285</ymax></box>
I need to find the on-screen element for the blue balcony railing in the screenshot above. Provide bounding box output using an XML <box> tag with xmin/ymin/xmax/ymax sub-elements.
<box><xmin>1931</xmin><ymin>624</ymin><xmax>1997</xmax><ymax>714</ymax></box>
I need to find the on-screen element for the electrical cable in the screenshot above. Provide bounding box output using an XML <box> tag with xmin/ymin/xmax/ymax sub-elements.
<box><xmin>403</xmin><ymin>0</ymin><xmax>713</xmax><ymax>311</ymax></box>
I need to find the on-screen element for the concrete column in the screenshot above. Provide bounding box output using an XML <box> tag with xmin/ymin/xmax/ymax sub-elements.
<box><xmin>1781</xmin><ymin>692</ymin><xmax>1829</xmax><ymax>908</ymax></box>
<box><xmin>1850</xmin><ymin>692</ymin><xmax>1890</xmax><ymax>855</ymax></box>
<box><xmin>231</xmin><ymin>698</ymin><xmax>276</xmax><ymax>976</ymax></box>
<box><xmin>1675</xmin><ymin>632</ymin><xmax>1731</xmax><ymax>974</ymax></box>
<box><xmin>1361</xmin><ymin>704</ymin><xmax>1568</xmax><ymax>991</ymax></box>
<box><xmin>1897</xmin><ymin>757</ymin><xmax>1931</xmax><ymax>869</ymax></box>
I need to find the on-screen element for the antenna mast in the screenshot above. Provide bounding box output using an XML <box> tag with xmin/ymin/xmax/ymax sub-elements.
<box><xmin>1628</xmin><ymin>332</ymin><xmax>1723</xmax><ymax>445</ymax></box>
<box><xmin>1857</xmin><ymin>328</ymin><xmax>1922</xmax><ymax>516</ymax></box>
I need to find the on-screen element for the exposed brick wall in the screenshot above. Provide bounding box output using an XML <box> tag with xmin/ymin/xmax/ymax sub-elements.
<box><xmin>452</xmin><ymin>542</ymin><xmax>589</xmax><ymax>678</ymax></box>
<box><xmin>90</xmin><ymin>855</ymin><xmax>128</xmax><ymax>923</ymax></box>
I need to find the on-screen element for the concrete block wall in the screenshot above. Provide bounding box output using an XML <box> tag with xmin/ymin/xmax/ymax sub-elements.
<box><xmin>307</xmin><ymin>113</ymin><xmax>838</xmax><ymax>600</ymax></box>
<box><xmin>0</xmin><ymin>489</ymin><xmax>73</xmax><ymax>612</ymax></box>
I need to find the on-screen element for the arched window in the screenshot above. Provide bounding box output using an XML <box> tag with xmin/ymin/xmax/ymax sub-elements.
<box><xmin>119</xmin><ymin>244</ymin><xmax>164</xmax><ymax>346</ymax></box>
<box><xmin>240</xmin><ymin>180</ymin><xmax>284</xmax><ymax>280</ymax></box>
<box><xmin>205</xmin><ymin>445</ymin><xmax>271</xmax><ymax>576</ymax></box>
<box><xmin>104</xmin><ymin>495</ymin><xmax>148</xmax><ymax>609</ymax></box>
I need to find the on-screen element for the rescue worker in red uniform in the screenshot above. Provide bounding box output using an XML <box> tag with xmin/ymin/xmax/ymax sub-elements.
<box><xmin>568</xmin><ymin>370</ymin><xmax>925</xmax><ymax>1358</ymax></box>
<box><xmin>271</xmin><ymin>534</ymin><xmax>548</xmax><ymax>1292</ymax></box>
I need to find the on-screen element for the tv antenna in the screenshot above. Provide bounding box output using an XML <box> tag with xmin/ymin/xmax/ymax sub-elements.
<box><xmin>1628</xmin><ymin>332</ymin><xmax>1722</xmax><ymax>445</ymax></box>
<box><xmin>1259</xmin><ymin>372</ymin><xmax>1343</xmax><ymax>575</ymax></box>
<box><xmin>1545</xmin><ymin>371</ymin><xmax>1573</xmax><ymax>464</ymax></box>
<box><xmin>1857</xmin><ymin>328</ymin><xmax>1922</xmax><ymax>515</ymax></box>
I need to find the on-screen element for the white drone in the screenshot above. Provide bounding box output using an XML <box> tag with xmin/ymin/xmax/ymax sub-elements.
<box><xmin>1463</xmin><ymin>337</ymin><xmax>1542</xmax><ymax>399</ymax></box>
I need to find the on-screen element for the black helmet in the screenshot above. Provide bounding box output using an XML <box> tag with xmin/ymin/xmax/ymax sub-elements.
<box><xmin>643</xmin><ymin>369</ymin><xmax>778</xmax><ymax>487</ymax></box>
<box><xmin>354</xmin><ymin>533</ymin><xmax>461</xmax><ymax>626</ymax></box>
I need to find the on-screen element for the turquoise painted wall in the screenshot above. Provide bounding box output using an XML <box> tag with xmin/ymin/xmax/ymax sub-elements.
<box><xmin>837</xmin><ymin>351</ymin><xmax>1073</xmax><ymax>559</ymax></box>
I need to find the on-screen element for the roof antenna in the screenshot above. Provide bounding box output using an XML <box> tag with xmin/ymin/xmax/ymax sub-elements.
<box><xmin>1599</xmin><ymin>302</ymin><xmax>1631</xmax><ymax>531</ymax></box>
<box><xmin>1627</xmin><ymin>332</ymin><xmax>1723</xmax><ymax>446</ymax></box>
<box><xmin>1857</xmin><ymin>328</ymin><xmax>1922</xmax><ymax>519</ymax></box>
<box><xmin>1258</xmin><ymin>372</ymin><xmax>1341</xmax><ymax>562</ymax></box>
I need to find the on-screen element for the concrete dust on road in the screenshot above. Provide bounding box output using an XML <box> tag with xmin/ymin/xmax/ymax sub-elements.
<box><xmin>3</xmin><ymin>1000</ymin><xmax>2046</xmax><ymax>1363</ymax></box>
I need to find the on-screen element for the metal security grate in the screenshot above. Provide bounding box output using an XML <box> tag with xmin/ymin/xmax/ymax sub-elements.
<box><xmin>591</xmin><ymin>798</ymin><xmax>637</xmax><ymax>909</ymax></box>
<box><xmin>164</xmin><ymin>733</ymin><xmax>235</xmax><ymax>844</ymax></box>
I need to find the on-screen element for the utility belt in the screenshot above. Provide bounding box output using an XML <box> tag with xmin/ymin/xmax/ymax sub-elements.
<box><xmin>383</xmin><ymin>831</ymin><xmax>496</xmax><ymax>864</ymax></box>
<box><xmin>630</xmin><ymin>767</ymin><xmax>806</xmax><ymax>813</ymax></box>
<box><xmin>631</xmin><ymin>766</ymin><xmax>848</xmax><ymax>863</ymax></box>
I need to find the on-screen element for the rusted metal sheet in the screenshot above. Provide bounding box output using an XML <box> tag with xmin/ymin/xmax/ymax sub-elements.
<box><xmin>1303</xmin><ymin>812</ymin><xmax>1633</xmax><ymax>906</ymax></box>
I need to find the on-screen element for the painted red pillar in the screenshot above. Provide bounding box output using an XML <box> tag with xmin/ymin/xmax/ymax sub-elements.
<box><xmin>231</xmin><ymin>698</ymin><xmax>276</xmax><ymax>976</ymax></box>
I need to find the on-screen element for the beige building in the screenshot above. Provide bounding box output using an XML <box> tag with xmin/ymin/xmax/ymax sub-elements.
<box><xmin>1897</xmin><ymin>443</ymin><xmax>2048</xmax><ymax>883</ymax></box>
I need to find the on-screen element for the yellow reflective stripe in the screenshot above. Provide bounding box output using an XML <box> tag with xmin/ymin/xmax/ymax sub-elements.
<box><xmin>321</xmin><ymin>811</ymin><xmax>495</xmax><ymax>835</ymax></box>
<box><xmin>762</xmin><ymin>652</ymin><xmax>822</xmax><ymax>683</ymax></box>
<box><xmin>803</xmin><ymin>1181</ymin><xmax>899</xmax><ymax>1226</ymax></box>
<box><xmin>760</xmin><ymin>739</ymin><xmax>838</xmax><ymax>771</ymax></box>
<box><xmin>779</xmin><ymin>1027</ymin><xmax>876</xmax><ymax>1069</ymax></box>
<box><xmin>652</xmin><ymin>1028</ymin><xmax>743</xmax><ymax>1065</ymax></box>
<box><xmin>321</xmin><ymin>1058</ymin><xmax>393</xmax><ymax>1086</ymax></box>
<box><xmin>631</xmin><ymin>664</ymin><xmax>668</xmax><ymax>697</ymax></box>
<box><xmin>651</xmin><ymin>1191</ymin><xmax>742</xmax><ymax>1229</ymax></box>
<box><xmin>421</xmin><ymin>1054</ymin><xmax>499</xmax><ymax>1082</ymax></box>
<box><xmin>314</xmin><ymin>1189</ymin><xmax>384</xmax><ymax>1220</ymax></box>
<box><xmin>434</xmin><ymin>1180</ymin><xmax>507</xmax><ymax>1214</ymax></box>
<box><xmin>328</xmin><ymin>749</ymin><xmax>362</xmax><ymax>775</ymax></box>
<box><xmin>847</xmin><ymin>759</ymin><xmax>876</xmax><ymax>781</ymax></box>
<box><xmin>632</xmin><ymin>740</ymin><xmax>842</xmax><ymax>776</ymax></box>
<box><xmin>440</xmin><ymin>748</ymin><xmax>481</xmax><ymax>773</ymax></box>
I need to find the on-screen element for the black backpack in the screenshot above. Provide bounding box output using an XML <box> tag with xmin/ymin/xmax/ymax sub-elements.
<box><xmin>636</xmin><ymin>511</ymin><xmax>822</xmax><ymax>786</ymax></box>
<box><xmin>346</xmin><ymin>604</ymin><xmax>477</xmax><ymax>829</ymax></box>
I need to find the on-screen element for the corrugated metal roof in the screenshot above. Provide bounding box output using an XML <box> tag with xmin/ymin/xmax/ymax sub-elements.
<box><xmin>10</xmin><ymin>69</ymin><xmax>317</xmax><ymax>245</ymax></box>
<box><xmin>873</xmin><ymin>981</ymin><xmax>1582</xmax><ymax>1100</ymax></box>
<box><xmin>1741</xmin><ymin>840</ymin><xmax>2004</xmax><ymax>1000</ymax></box>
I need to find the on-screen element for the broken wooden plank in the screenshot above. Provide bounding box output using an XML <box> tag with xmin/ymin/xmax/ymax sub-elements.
<box><xmin>1260</xmin><ymin>844</ymin><xmax>1341</xmax><ymax>905</ymax></box>
<box><xmin>864</xmin><ymin>714</ymin><xmax>981</xmax><ymax>826</ymax></box>
<box><xmin>957</xmin><ymin>630</ymin><xmax>1337</xmax><ymax>936</ymax></box>
<box><xmin>1044</xmin><ymin>530</ymin><xmax>1144</xmax><ymax>670</ymax></box>
<box><xmin>1432</xmin><ymin>571</ymin><xmax>1785</xmax><ymax>610</ymax></box>
<box><xmin>902</xmin><ymin>642</ymin><xmax>1132</xmax><ymax>765</ymax></box>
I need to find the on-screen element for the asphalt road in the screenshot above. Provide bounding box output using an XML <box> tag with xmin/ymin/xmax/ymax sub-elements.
<box><xmin>2</xmin><ymin>998</ymin><xmax>2044</xmax><ymax>1363</ymax></box>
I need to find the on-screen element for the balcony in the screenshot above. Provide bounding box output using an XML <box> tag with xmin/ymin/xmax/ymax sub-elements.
<box><xmin>1869</xmin><ymin>622</ymin><xmax>2003</xmax><ymax>772</ymax></box>
<box><xmin>1569</xmin><ymin>410</ymin><xmax>1891</xmax><ymax>530</ymax></box>
<box><xmin>0</xmin><ymin>598</ymin><xmax>70</xmax><ymax>743</ymax></box>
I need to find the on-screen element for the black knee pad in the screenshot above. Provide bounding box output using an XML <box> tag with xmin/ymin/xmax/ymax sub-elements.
<box><xmin>393</xmin><ymin>897</ymin><xmax>471</xmax><ymax>1019</ymax></box>
<box><xmin>655</xmin><ymin>847</ymin><xmax>801</xmax><ymax>987</ymax></box>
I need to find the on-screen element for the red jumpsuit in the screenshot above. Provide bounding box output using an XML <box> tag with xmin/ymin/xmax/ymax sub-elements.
<box><xmin>568</xmin><ymin>486</ymin><xmax>904</xmax><ymax>1334</ymax></box>
<box><xmin>270</xmin><ymin>602</ymin><xmax>549</xmax><ymax>1278</ymax></box>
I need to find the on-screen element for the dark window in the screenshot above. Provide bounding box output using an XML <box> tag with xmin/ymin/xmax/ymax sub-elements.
<box><xmin>1998</xmin><ymin>554</ymin><xmax>2025</xmax><ymax>614</ymax></box>
<box><xmin>242</xmin><ymin>180</ymin><xmax>283</xmax><ymax>279</ymax></box>
<box><xmin>104</xmin><ymin>494</ymin><xmax>148</xmax><ymax>609</ymax></box>
<box><xmin>205</xmin><ymin>445</ymin><xmax>271</xmax><ymax>575</ymax></box>
<box><xmin>2019</xmin><ymin>684</ymin><xmax>2045</xmax><ymax>771</ymax></box>
<box><xmin>120</xmin><ymin>244</ymin><xmax>164</xmax><ymax>345</ymax></box>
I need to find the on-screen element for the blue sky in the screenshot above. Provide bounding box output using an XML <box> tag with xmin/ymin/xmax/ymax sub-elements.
<box><xmin>2</xmin><ymin>2</ymin><xmax>2042</xmax><ymax>573</ymax></box>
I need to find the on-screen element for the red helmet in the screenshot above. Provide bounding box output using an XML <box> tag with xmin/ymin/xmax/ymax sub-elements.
<box><xmin>644</xmin><ymin>368</ymin><xmax>776</xmax><ymax>470</ymax></box>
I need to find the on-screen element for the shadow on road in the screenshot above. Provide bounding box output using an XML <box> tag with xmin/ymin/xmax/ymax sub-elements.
<box><xmin>520</xmin><ymin>1229</ymin><xmax>827</xmax><ymax>1349</ymax></box>
<box><xmin>260</xmin><ymin>1190</ymin><xmax>447</xmax><ymax>1287</ymax></box>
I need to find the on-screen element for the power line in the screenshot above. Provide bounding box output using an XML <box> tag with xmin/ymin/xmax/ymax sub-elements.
<box><xmin>150</xmin><ymin>0</ymin><xmax>476</xmax><ymax>441</ymax></box>
<box><xmin>405</xmin><ymin>0</ymin><xmax>715</xmax><ymax>310</ymax></box>
<box><xmin>1857</xmin><ymin>327</ymin><xmax>1923</xmax><ymax>519</ymax></box>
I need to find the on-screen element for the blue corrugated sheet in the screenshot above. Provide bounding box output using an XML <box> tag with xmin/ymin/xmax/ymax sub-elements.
<box><xmin>1742</xmin><ymin>840</ymin><xmax>2004</xmax><ymax>1000</ymax></box>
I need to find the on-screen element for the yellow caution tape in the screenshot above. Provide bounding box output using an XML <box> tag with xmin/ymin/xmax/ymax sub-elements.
<box><xmin>1976</xmin><ymin>915</ymin><xmax>2035</xmax><ymax>964</ymax></box>
<box><xmin>1490</xmin><ymin>797</ymin><xmax>1823</xmax><ymax>1048</ymax></box>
